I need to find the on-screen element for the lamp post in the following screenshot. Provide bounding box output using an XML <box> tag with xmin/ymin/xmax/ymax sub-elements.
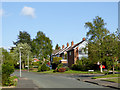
<box><xmin>28</xmin><ymin>52</ymin><xmax>29</xmax><ymax>72</ymax></box>
<box><xmin>19</xmin><ymin>47</ymin><xmax>22</xmax><ymax>77</ymax></box>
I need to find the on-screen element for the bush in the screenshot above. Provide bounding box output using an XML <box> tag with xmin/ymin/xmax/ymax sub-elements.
<box><xmin>2</xmin><ymin>62</ymin><xmax>15</xmax><ymax>86</ymax></box>
<box><xmin>40</xmin><ymin>64</ymin><xmax>50</xmax><ymax>71</ymax></box>
<box><xmin>37</xmin><ymin>66</ymin><xmax>41</xmax><ymax>72</ymax></box>
<box><xmin>52</xmin><ymin>57</ymin><xmax>62</xmax><ymax>69</ymax></box>
<box><xmin>71</xmin><ymin>58</ymin><xmax>94</xmax><ymax>71</ymax></box>
<box><xmin>9</xmin><ymin>76</ymin><xmax>18</xmax><ymax>86</ymax></box>
<box><xmin>53</xmin><ymin>63</ymin><xmax>68</xmax><ymax>72</ymax></box>
<box><xmin>64</xmin><ymin>66</ymin><xmax>70</xmax><ymax>71</ymax></box>
<box><xmin>71</xmin><ymin>64</ymin><xmax>82</xmax><ymax>70</ymax></box>
<box><xmin>58</xmin><ymin>67</ymin><xmax>66</xmax><ymax>72</ymax></box>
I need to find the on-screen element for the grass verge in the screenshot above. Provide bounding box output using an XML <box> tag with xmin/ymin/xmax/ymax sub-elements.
<box><xmin>101</xmin><ymin>78</ymin><xmax>120</xmax><ymax>83</ymax></box>
<box><xmin>31</xmin><ymin>69</ymin><xmax>102</xmax><ymax>74</ymax></box>
<box><xmin>92</xmin><ymin>74</ymin><xmax>119</xmax><ymax>79</ymax></box>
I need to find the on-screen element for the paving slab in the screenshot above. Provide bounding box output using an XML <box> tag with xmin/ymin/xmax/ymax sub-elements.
<box><xmin>16</xmin><ymin>77</ymin><xmax>39</xmax><ymax>89</ymax></box>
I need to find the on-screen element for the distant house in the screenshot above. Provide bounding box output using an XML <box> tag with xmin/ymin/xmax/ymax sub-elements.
<box><xmin>51</xmin><ymin>38</ymin><xmax>88</xmax><ymax>67</ymax></box>
<box><xmin>51</xmin><ymin>46</ymin><xmax>68</xmax><ymax>65</ymax></box>
<box><xmin>67</xmin><ymin>38</ymin><xmax>88</xmax><ymax>67</ymax></box>
<box><xmin>33</xmin><ymin>58</ymin><xmax>40</xmax><ymax>62</ymax></box>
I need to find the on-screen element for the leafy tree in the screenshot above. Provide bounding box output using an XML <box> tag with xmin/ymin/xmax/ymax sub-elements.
<box><xmin>1</xmin><ymin>48</ymin><xmax>15</xmax><ymax>65</ymax></box>
<box><xmin>13</xmin><ymin>31</ymin><xmax>32</xmax><ymax>46</ymax></box>
<box><xmin>103</xmin><ymin>32</ymin><xmax>119</xmax><ymax>74</ymax></box>
<box><xmin>85</xmin><ymin>16</ymin><xmax>110</xmax><ymax>72</ymax></box>
<box><xmin>55</xmin><ymin>44</ymin><xmax>60</xmax><ymax>50</ymax></box>
<box><xmin>13</xmin><ymin>43</ymin><xmax>31</xmax><ymax>69</ymax></box>
<box><xmin>32</xmin><ymin>31</ymin><xmax>52</xmax><ymax>60</ymax></box>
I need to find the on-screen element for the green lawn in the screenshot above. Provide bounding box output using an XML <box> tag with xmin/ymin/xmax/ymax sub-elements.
<box><xmin>92</xmin><ymin>74</ymin><xmax>119</xmax><ymax>79</ymax></box>
<box><xmin>31</xmin><ymin>69</ymin><xmax>102</xmax><ymax>74</ymax></box>
<box><xmin>101</xmin><ymin>78</ymin><xmax>120</xmax><ymax>83</ymax></box>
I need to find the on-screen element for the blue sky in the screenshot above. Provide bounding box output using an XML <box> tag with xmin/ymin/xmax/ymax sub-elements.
<box><xmin>2</xmin><ymin>2</ymin><xmax>118</xmax><ymax>50</ymax></box>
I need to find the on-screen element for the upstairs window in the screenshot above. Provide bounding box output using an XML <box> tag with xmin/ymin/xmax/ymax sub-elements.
<box><xmin>69</xmin><ymin>52</ymin><xmax>71</xmax><ymax>55</ymax></box>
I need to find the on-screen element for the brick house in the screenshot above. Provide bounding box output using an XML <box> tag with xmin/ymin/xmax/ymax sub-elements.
<box><xmin>67</xmin><ymin>38</ymin><xmax>88</xmax><ymax>67</ymax></box>
<box><xmin>51</xmin><ymin>38</ymin><xmax>88</xmax><ymax>67</ymax></box>
<box><xmin>51</xmin><ymin>43</ymin><xmax>70</xmax><ymax>65</ymax></box>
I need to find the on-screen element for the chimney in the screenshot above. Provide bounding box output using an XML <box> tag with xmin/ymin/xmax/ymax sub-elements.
<box><xmin>83</xmin><ymin>37</ymin><xmax>86</xmax><ymax>41</ymax></box>
<box><xmin>71</xmin><ymin>41</ymin><xmax>74</xmax><ymax>46</ymax></box>
<box><xmin>62</xmin><ymin>45</ymin><xmax>65</xmax><ymax>49</ymax></box>
<box><xmin>67</xmin><ymin>42</ymin><xmax>69</xmax><ymax>47</ymax></box>
<box><xmin>58</xmin><ymin>47</ymin><xmax>60</xmax><ymax>50</ymax></box>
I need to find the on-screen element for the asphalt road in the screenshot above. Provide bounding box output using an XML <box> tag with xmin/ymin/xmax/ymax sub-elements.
<box><xmin>13</xmin><ymin>71</ymin><xmax>108</xmax><ymax>88</ymax></box>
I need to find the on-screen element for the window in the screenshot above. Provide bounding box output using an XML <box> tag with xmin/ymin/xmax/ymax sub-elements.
<box><xmin>69</xmin><ymin>52</ymin><xmax>71</xmax><ymax>55</ymax></box>
<box><xmin>79</xmin><ymin>50</ymin><xmax>82</xmax><ymax>54</ymax></box>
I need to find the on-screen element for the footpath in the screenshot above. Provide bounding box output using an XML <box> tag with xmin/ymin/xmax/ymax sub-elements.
<box><xmin>77</xmin><ymin>77</ymin><xmax>119</xmax><ymax>89</ymax></box>
<box><xmin>16</xmin><ymin>77</ymin><xmax>39</xmax><ymax>89</ymax></box>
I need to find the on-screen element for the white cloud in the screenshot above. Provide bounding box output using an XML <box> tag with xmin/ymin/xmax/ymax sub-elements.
<box><xmin>0</xmin><ymin>9</ymin><xmax>4</xmax><ymax>16</ymax></box>
<box><xmin>21</xmin><ymin>6</ymin><xmax>36</xmax><ymax>18</ymax></box>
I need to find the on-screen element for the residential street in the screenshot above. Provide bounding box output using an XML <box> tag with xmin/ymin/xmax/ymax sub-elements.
<box><xmin>13</xmin><ymin>71</ymin><xmax>109</xmax><ymax>88</ymax></box>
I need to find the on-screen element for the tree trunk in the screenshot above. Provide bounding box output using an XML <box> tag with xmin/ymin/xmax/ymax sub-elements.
<box><xmin>100</xmin><ymin>64</ymin><xmax>103</xmax><ymax>73</ymax></box>
<box><xmin>22</xmin><ymin>63</ymin><xmax>25</xmax><ymax>69</ymax></box>
<box><xmin>113</xmin><ymin>65</ymin><xmax>115</xmax><ymax>74</ymax></box>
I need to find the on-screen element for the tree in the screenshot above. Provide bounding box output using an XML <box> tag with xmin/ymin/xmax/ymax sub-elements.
<box><xmin>85</xmin><ymin>16</ymin><xmax>110</xmax><ymax>72</ymax></box>
<box><xmin>103</xmin><ymin>31</ymin><xmax>119</xmax><ymax>74</ymax></box>
<box><xmin>32</xmin><ymin>31</ymin><xmax>52</xmax><ymax>60</ymax></box>
<box><xmin>55</xmin><ymin>44</ymin><xmax>60</xmax><ymax>50</ymax></box>
<box><xmin>1</xmin><ymin>48</ymin><xmax>15</xmax><ymax>65</ymax></box>
<box><xmin>13</xmin><ymin>43</ymin><xmax>31</xmax><ymax>69</ymax></box>
<box><xmin>13</xmin><ymin>31</ymin><xmax>32</xmax><ymax>46</ymax></box>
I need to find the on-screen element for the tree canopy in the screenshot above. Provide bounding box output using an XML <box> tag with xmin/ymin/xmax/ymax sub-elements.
<box><xmin>13</xmin><ymin>43</ymin><xmax>31</xmax><ymax>69</ymax></box>
<box><xmin>55</xmin><ymin>44</ymin><xmax>60</xmax><ymax>50</ymax></box>
<box><xmin>13</xmin><ymin>31</ymin><xmax>32</xmax><ymax>46</ymax></box>
<box><xmin>32</xmin><ymin>31</ymin><xmax>52</xmax><ymax>60</ymax></box>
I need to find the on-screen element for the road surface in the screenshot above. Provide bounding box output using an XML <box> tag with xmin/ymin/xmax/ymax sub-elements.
<box><xmin>13</xmin><ymin>71</ymin><xmax>109</xmax><ymax>88</ymax></box>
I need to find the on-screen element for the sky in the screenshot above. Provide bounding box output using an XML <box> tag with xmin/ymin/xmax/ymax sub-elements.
<box><xmin>1</xmin><ymin>2</ymin><xmax>118</xmax><ymax>50</ymax></box>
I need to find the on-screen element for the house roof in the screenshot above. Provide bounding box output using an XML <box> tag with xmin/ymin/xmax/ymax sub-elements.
<box><xmin>59</xmin><ymin>46</ymin><xmax>70</xmax><ymax>54</ymax></box>
<box><xmin>52</xmin><ymin>39</ymin><xmax>86</xmax><ymax>55</ymax></box>
<box><xmin>33</xmin><ymin>58</ymin><xmax>40</xmax><ymax>62</ymax></box>
<box><xmin>67</xmin><ymin>40</ymin><xmax>85</xmax><ymax>52</ymax></box>
<box><xmin>52</xmin><ymin>49</ymin><xmax>61</xmax><ymax>55</ymax></box>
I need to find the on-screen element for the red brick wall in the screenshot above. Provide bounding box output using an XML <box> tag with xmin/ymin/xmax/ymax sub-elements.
<box><xmin>67</xmin><ymin>50</ymin><xmax>74</xmax><ymax>67</ymax></box>
<box><xmin>74</xmin><ymin>47</ymin><xmax>79</xmax><ymax>64</ymax></box>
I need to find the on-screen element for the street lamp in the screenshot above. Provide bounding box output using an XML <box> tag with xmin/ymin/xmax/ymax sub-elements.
<box><xmin>27</xmin><ymin>52</ymin><xmax>29</xmax><ymax>72</ymax></box>
<box><xmin>19</xmin><ymin>47</ymin><xmax>22</xmax><ymax>77</ymax></box>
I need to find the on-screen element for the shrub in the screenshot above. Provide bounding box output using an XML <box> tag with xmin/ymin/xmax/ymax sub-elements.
<box><xmin>2</xmin><ymin>62</ymin><xmax>15</xmax><ymax>86</ymax></box>
<box><xmin>58</xmin><ymin>67</ymin><xmax>66</xmax><ymax>72</ymax></box>
<box><xmin>41</xmin><ymin>64</ymin><xmax>50</xmax><ymax>71</ymax></box>
<box><xmin>71</xmin><ymin>64</ymin><xmax>81</xmax><ymax>70</ymax></box>
<box><xmin>37</xmin><ymin>66</ymin><xmax>41</xmax><ymax>72</ymax></box>
<box><xmin>64</xmin><ymin>66</ymin><xmax>70</xmax><ymax>71</ymax></box>
<box><xmin>52</xmin><ymin>57</ymin><xmax>62</xmax><ymax>69</ymax></box>
<box><xmin>53</xmin><ymin>57</ymin><xmax>62</xmax><ymax>64</ymax></box>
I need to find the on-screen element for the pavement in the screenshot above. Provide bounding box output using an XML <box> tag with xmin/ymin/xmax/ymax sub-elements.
<box><xmin>16</xmin><ymin>77</ymin><xmax>39</xmax><ymax>89</ymax></box>
<box><xmin>76</xmin><ymin>77</ymin><xmax>119</xmax><ymax>89</ymax></box>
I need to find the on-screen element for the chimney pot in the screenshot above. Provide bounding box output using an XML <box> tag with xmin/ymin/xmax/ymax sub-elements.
<box><xmin>83</xmin><ymin>37</ymin><xmax>86</xmax><ymax>41</ymax></box>
<box><xmin>71</xmin><ymin>41</ymin><xmax>74</xmax><ymax>46</ymax></box>
<box><xmin>58</xmin><ymin>47</ymin><xmax>60</xmax><ymax>50</ymax></box>
<box><xmin>67</xmin><ymin>42</ymin><xmax>69</xmax><ymax>47</ymax></box>
<box><xmin>62</xmin><ymin>45</ymin><xmax>65</xmax><ymax>49</ymax></box>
